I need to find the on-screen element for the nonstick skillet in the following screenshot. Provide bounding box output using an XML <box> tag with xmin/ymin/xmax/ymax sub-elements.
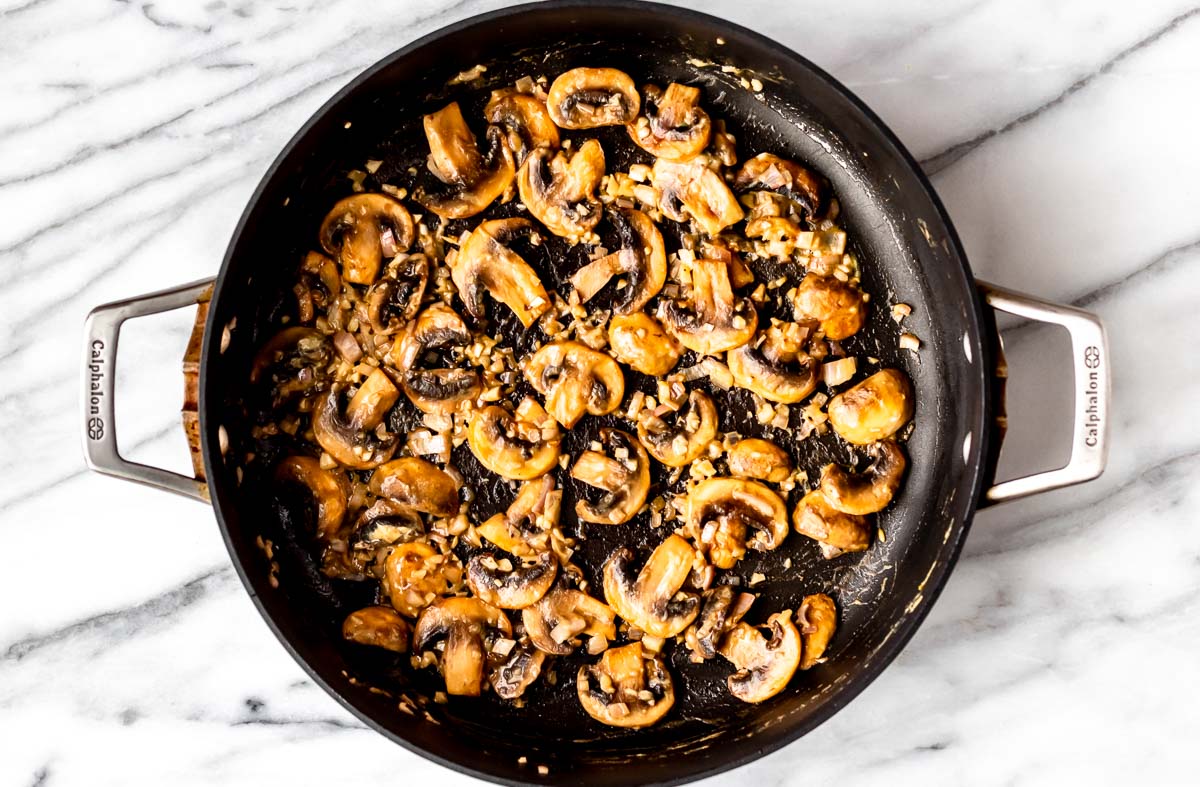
<box><xmin>80</xmin><ymin>2</ymin><xmax>1110</xmax><ymax>784</ymax></box>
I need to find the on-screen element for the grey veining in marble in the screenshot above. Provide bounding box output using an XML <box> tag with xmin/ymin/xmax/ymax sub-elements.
<box><xmin>2</xmin><ymin>0</ymin><xmax>1199</xmax><ymax>784</ymax></box>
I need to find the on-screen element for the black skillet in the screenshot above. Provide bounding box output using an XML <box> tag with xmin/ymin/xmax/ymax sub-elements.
<box><xmin>81</xmin><ymin>2</ymin><xmax>1110</xmax><ymax>784</ymax></box>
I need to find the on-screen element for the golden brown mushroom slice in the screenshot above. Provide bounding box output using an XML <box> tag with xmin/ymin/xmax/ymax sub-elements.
<box><xmin>523</xmin><ymin>340</ymin><xmax>625</xmax><ymax>428</ymax></box>
<box><xmin>476</xmin><ymin>476</ymin><xmax>560</xmax><ymax>559</ymax></box>
<box><xmin>826</xmin><ymin>369</ymin><xmax>914</xmax><ymax>445</ymax></box>
<box><xmin>485</xmin><ymin>88</ymin><xmax>560</xmax><ymax>166</ymax></box>
<box><xmin>733</xmin><ymin>152</ymin><xmax>826</xmax><ymax>218</ymax></box>
<box><xmin>629</xmin><ymin>83</ymin><xmax>712</xmax><ymax>161</ymax></box>
<box><xmin>342</xmin><ymin>606</ymin><xmax>411</xmax><ymax>653</ymax></box>
<box><xmin>727</xmin><ymin>438</ymin><xmax>792</xmax><ymax>483</ymax></box>
<box><xmin>547</xmin><ymin>67</ymin><xmax>640</xmax><ymax>129</ymax></box>
<box><xmin>792</xmin><ymin>273</ymin><xmax>868</xmax><ymax>341</ymax></box>
<box><xmin>568</xmin><ymin>208</ymin><xmax>666</xmax><ymax>313</ymax></box>
<box><xmin>577</xmin><ymin>641</ymin><xmax>674</xmax><ymax>728</ymax></box>
<box><xmin>659</xmin><ymin>258</ymin><xmax>757</xmax><ymax>355</ymax></box>
<box><xmin>391</xmin><ymin>303</ymin><xmax>483</xmax><ymax>414</ymax></box>
<box><xmin>797</xmin><ymin>593</ymin><xmax>837</xmax><ymax>670</ymax></box>
<box><xmin>319</xmin><ymin>193</ymin><xmax>415</xmax><ymax>285</ymax></box>
<box><xmin>343</xmin><ymin>368</ymin><xmax>401</xmax><ymax>431</ymax></box>
<box><xmin>364</xmin><ymin>253</ymin><xmax>430</xmax><ymax>335</ymax></box>
<box><xmin>570</xmin><ymin>428</ymin><xmax>651</xmax><ymax>525</ymax></box>
<box><xmin>602</xmin><ymin>534</ymin><xmax>700</xmax><ymax>638</ymax></box>
<box><xmin>517</xmin><ymin>139</ymin><xmax>606</xmax><ymax>243</ymax></box>
<box><xmin>718</xmin><ymin>610</ymin><xmax>802</xmax><ymax>703</ymax></box>
<box><xmin>651</xmin><ymin>157</ymin><xmax>744</xmax><ymax>236</ymax></box>
<box><xmin>248</xmin><ymin>327</ymin><xmax>331</xmax><ymax>405</ymax></box>
<box><xmin>688</xmin><ymin>478</ymin><xmax>789</xmax><ymax>569</ymax></box>
<box><xmin>606</xmin><ymin>312</ymin><xmax>682</xmax><ymax>376</ymax></box>
<box><xmin>413</xmin><ymin>597</ymin><xmax>513</xmax><ymax>696</ymax></box>
<box><xmin>384</xmin><ymin>542</ymin><xmax>460</xmax><ymax>618</ymax></box>
<box><xmin>819</xmin><ymin>439</ymin><xmax>907</xmax><ymax>515</ymax></box>
<box><xmin>523</xmin><ymin>587</ymin><xmax>617</xmax><ymax>656</ymax></box>
<box><xmin>466</xmin><ymin>551</ymin><xmax>557</xmax><ymax>610</ymax></box>
<box><xmin>467</xmin><ymin>397</ymin><xmax>562</xmax><ymax>480</ymax></box>
<box><xmin>368</xmin><ymin>457</ymin><xmax>460</xmax><ymax>517</ymax></box>
<box><xmin>415</xmin><ymin>102</ymin><xmax>516</xmax><ymax>220</ymax></box>
<box><xmin>636</xmin><ymin>390</ymin><xmax>718</xmax><ymax>467</ymax></box>
<box><xmin>451</xmin><ymin>218</ymin><xmax>551</xmax><ymax>328</ymax></box>
<box><xmin>294</xmin><ymin>251</ymin><xmax>341</xmax><ymax>324</ymax></box>
<box><xmin>792</xmin><ymin>490</ymin><xmax>871</xmax><ymax>559</ymax></box>
<box><xmin>686</xmin><ymin>586</ymin><xmax>757</xmax><ymax>661</ymax></box>
<box><xmin>274</xmin><ymin>456</ymin><xmax>347</xmax><ymax>542</ymax></box>
<box><xmin>727</xmin><ymin>322</ymin><xmax>820</xmax><ymax>404</ymax></box>
<box><xmin>490</xmin><ymin>637</ymin><xmax>548</xmax><ymax>700</ymax></box>
<box><xmin>312</xmin><ymin>383</ymin><xmax>400</xmax><ymax>470</ymax></box>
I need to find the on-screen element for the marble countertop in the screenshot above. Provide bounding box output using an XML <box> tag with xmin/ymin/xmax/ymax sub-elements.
<box><xmin>3</xmin><ymin>0</ymin><xmax>1198</xmax><ymax>784</ymax></box>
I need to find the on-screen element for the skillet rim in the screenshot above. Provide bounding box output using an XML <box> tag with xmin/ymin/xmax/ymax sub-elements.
<box><xmin>199</xmin><ymin>1</ymin><xmax>993</xmax><ymax>783</ymax></box>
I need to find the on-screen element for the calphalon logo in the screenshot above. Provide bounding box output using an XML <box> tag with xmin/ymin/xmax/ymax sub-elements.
<box><xmin>1082</xmin><ymin>345</ymin><xmax>1102</xmax><ymax>448</ymax></box>
<box><xmin>87</xmin><ymin>339</ymin><xmax>106</xmax><ymax>440</ymax></box>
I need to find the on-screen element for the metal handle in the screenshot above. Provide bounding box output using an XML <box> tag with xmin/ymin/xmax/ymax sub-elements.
<box><xmin>81</xmin><ymin>278</ymin><xmax>216</xmax><ymax>502</ymax></box>
<box><xmin>978</xmin><ymin>281</ymin><xmax>1109</xmax><ymax>504</ymax></box>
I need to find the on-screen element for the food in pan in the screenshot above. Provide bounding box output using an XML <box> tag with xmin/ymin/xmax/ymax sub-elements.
<box><xmin>253</xmin><ymin>65</ymin><xmax>915</xmax><ymax>728</ymax></box>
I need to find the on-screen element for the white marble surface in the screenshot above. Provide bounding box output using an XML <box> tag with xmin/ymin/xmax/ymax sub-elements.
<box><xmin>2</xmin><ymin>0</ymin><xmax>1199</xmax><ymax>784</ymax></box>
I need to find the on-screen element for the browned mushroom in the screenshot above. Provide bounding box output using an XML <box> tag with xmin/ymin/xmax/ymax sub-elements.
<box><xmin>606</xmin><ymin>312</ymin><xmax>682</xmax><ymax>376</ymax></box>
<box><xmin>476</xmin><ymin>476</ymin><xmax>560</xmax><ymax>559</ymax></box>
<box><xmin>391</xmin><ymin>303</ymin><xmax>483</xmax><ymax>414</ymax></box>
<box><xmin>651</xmin><ymin>157</ymin><xmax>744</xmax><ymax>236</ymax></box>
<box><xmin>484</xmin><ymin>88</ymin><xmax>560</xmax><ymax>165</ymax></box>
<box><xmin>636</xmin><ymin>390</ymin><xmax>718</xmax><ymax>467</ymax></box>
<box><xmin>628</xmin><ymin>83</ymin><xmax>711</xmax><ymax>161</ymax></box>
<box><xmin>547</xmin><ymin>67</ymin><xmax>640</xmax><ymax>129</ymax></box>
<box><xmin>343</xmin><ymin>368</ymin><xmax>400</xmax><ymax>431</ymax></box>
<box><xmin>319</xmin><ymin>193</ymin><xmax>414</xmax><ymax>285</ymax></box>
<box><xmin>368</xmin><ymin>456</ymin><xmax>460</xmax><ymax>517</ymax></box>
<box><xmin>792</xmin><ymin>274</ymin><xmax>867</xmax><ymax>341</ymax></box>
<box><xmin>294</xmin><ymin>251</ymin><xmax>341</xmax><ymax>324</ymax></box>
<box><xmin>718</xmin><ymin>610</ymin><xmax>802</xmax><ymax>703</ymax></box>
<box><xmin>792</xmin><ymin>490</ymin><xmax>871</xmax><ymax>559</ymax></box>
<box><xmin>274</xmin><ymin>456</ymin><xmax>347</xmax><ymax>542</ymax></box>
<box><xmin>523</xmin><ymin>341</ymin><xmax>625</xmax><ymax>428</ymax></box>
<box><xmin>826</xmin><ymin>369</ymin><xmax>914</xmax><ymax>445</ymax></box>
<box><xmin>570</xmin><ymin>428</ymin><xmax>650</xmax><ymax>525</ymax></box>
<box><xmin>523</xmin><ymin>587</ymin><xmax>617</xmax><ymax>656</ymax></box>
<box><xmin>568</xmin><ymin>208</ymin><xmax>666</xmax><ymax>313</ymax></box>
<box><xmin>467</xmin><ymin>397</ymin><xmax>562</xmax><ymax>481</ymax></box>
<box><xmin>576</xmin><ymin>641</ymin><xmax>673</xmax><ymax>728</ymax></box>
<box><xmin>517</xmin><ymin>139</ymin><xmax>606</xmax><ymax>243</ymax></box>
<box><xmin>727</xmin><ymin>322</ymin><xmax>820</xmax><ymax>404</ymax></box>
<box><xmin>365</xmin><ymin>253</ymin><xmax>430</xmax><ymax>334</ymax></box>
<box><xmin>451</xmin><ymin>218</ymin><xmax>550</xmax><ymax>328</ymax></box>
<box><xmin>249</xmin><ymin>327</ymin><xmax>331</xmax><ymax>406</ymax></box>
<box><xmin>342</xmin><ymin>606</ymin><xmax>411</xmax><ymax>653</ymax></box>
<box><xmin>414</xmin><ymin>102</ymin><xmax>516</xmax><ymax>219</ymax></box>
<box><xmin>490</xmin><ymin>637</ymin><xmax>548</xmax><ymax>699</ymax></box>
<box><xmin>312</xmin><ymin>383</ymin><xmax>399</xmax><ymax>470</ymax></box>
<box><xmin>467</xmin><ymin>551</ymin><xmax>557</xmax><ymax>610</ymax></box>
<box><xmin>686</xmin><ymin>586</ymin><xmax>758</xmax><ymax>661</ymax></box>
<box><xmin>819</xmin><ymin>439</ymin><xmax>906</xmax><ymax>515</ymax></box>
<box><xmin>733</xmin><ymin>152</ymin><xmax>825</xmax><ymax>218</ymax></box>
<box><xmin>384</xmin><ymin>541</ymin><xmax>461</xmax><ymax>618</ymax></box>
<box><xmin>413</xmin><ymin>597</ymin><xmax>513</xmax><ymax>696</ymax></box>
<box><xmin>659</xmin><ymin>258</ymin><xmax>757</xmax><ymax>354</ymax></box>
<box><xmin>797</xmin><ymin>593</ymin><xmax>837</xmax><ymax>670</ymax></box>
<box><xmin>602</xmin><ymin>534</ymin><xmax>700</xmax><ymax>638</ymax></box>
<box><xmin>336</xmin><ymin>500</ymin><xmax>424</xmax><ymax>579</ymax></box>
<box><xmin>688</xmin><ymin>478</ymin><xmax>789</xmax><ymax>569</ymax></box>
<box><xmin>727</xmin><ymin>438</ymin><xmax>792</xmax><ymax>483</ymax></box>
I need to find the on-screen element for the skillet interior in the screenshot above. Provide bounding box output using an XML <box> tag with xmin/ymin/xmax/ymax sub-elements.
<box><xmin>200</xmin><ymin>2</ymin><xmax>991</xmax><ymax>784</ymax></box>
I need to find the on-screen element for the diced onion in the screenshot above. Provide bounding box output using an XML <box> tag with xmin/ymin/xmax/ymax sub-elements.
<box><xmin>823</xmin><ymin>357</ymin><xmax>857</xmax><ymax>387</ymax></box>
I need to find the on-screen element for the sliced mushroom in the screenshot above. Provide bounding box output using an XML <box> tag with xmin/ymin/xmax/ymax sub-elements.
<box><xmin>792</xmin><ymin>274</ymin><xmax>867</xmax><ymax>341</ymax></box>
<box><xmin>688</xmin><ymin>478</ymin><xmax>789</xmax><ymax>569</ymax></box>
<box><xmin>659</xmin><ymin>258</ymin><xmax>757</xmax><ymax>354</ymax></box>
<box><xmin>826</xmin><ymin>368</ymin><xmax>914</xmax><ymax>444</ymax></box>
<box><xmin>792</xmin><ymin>490</ymin><xmax>870</xmax><ymax>559</ymax></box>
<box><xmin>718</xmin><ymin>610</ymin><xmax>802</xmax><ymax>703</ymax></box>
<box><xmin>467</xmin><ymin>551</ymin><xmax>557</xmax><ymax>610</ymax></box>
<box><xmin>451</xmin><ymin>218</ymin><xmax>550</xmax><ymax>328</ymax></box>
<box><xmin>517</xmin><ymin>139</ymin><xmax>605</xmax><ymax>242</ymax></box>
<box><xmin>415</xmin><ymin>102</ymin><xmax>515</xmax><ymax>219</ymax></box>
<box><xmin>576</xmin><ymin>642</ymin><xmax>673</xmax><ymax>728</ymax></box>
<box><xmin>249</xmin><ymin>327</ymin><xmax>331</xmax><ymax>405</ymax></box>
<box><xmin>651</xmin><ymin>157</ymin><xmax>744</xmax><ymax>236</ymax></box>
<box><xmin>602</xmin><ymin>534</ymin><xmax>700</xmax><ymax>638</ymax></box>
<box><xmin>484</xmin><ymin>88</ymin><xmax>560</xmax><ymax>165</ymax></box>
<box><xmin>628</xmin><ymin>83</ymin><xmax>711</xmax><ymax>161</ymax></box>
<box><xmin>523</xmin><ymin>587</ymin><xmax>617</xmax><ymax>656</ymax></box>
<box><xmin>384</xmin><ymin>541</ymin><xmax>460</xmax><ymax>618</ymax></box>
<box><xmin>727</xmin><ymin>322</ymin><xmax>820</xmax><ymax>404</ymax></box>
<box><xmin>338</xmin><ymin>500</ymin><xmax>424</xmax><ymax>579</ymax></box>
<box><xmin>547</xmin><ymin>67</ymin><xmax>639</xmax><ymax>129</ymax></box>
<box><xmin>368</xmin><ymin>456</ymin><xmax>460</xmax><ymax>517</ymax></box>
<box><xmin>797</xmin><ymin>593</ymin><xmax>837</xmax><ymax>670</ymax></box>
<box><xmin>523</xmin><ymin>341</ymin><xmax>624</xmax><ymax>428</ymax></box>
<box><xmin>343</xmin><ymin>368</ymin><xmax>400</xmax><ymax>431</ymax></box>
<box><xmin>476</xmin><ymin>476</ymin><xmax>559</xmax><ymax>559</ymax></box>
<box><xmin>319</xmin><ymin>193</ymin><xmax>414</xmax><ymax>285</ymax></box>
<box><xmin>568</xmin><ymin>208</ymin><xmax>666</xmax><ymax>313</ymax></box>
<box><xmin>727</xmin><ymin>438</ymin><xmax>792</xmax><ymax>483</ymax></box>
<box><xmin>365</xmin><ymin>253</ymin><xmax>430</xmax><ymax>334</ymax></box>
<box><xmin>274</xmin><ymin>456</ymin><xmax>347</xmax><ymax>542</ymax></box>
<box><xmin>819</xmin><ymin>439</ymin><xmax>906</xmax><ymax>515</ymax></box>
<box><xmin>606</xmin><ymin>312</ymin><xmax>681</xmax><ymax>376</ymax></box>
<box><xmin>636</xmin><ymin>390</ymin><xmax>718</xmax><ymax>467</ymax></box>
<box><xmin>312</xmin><ymin>384</ymin><xmax>399</xmax><ymax>469</ymax></box>
<box><xmin>342</xmin><ymin>606</ymin><xmax>411</xmax><ymax>653</ymax></box>
<box><xmin>467</xmin><ymin>397</ymin><xmax>562</xmax><ymax>480</ymax></box>
<box><xmin>570</xmin><ymin>428</ymin><xmax>650</xmax><ymax>525</ymax></box>
<box><xmin>686</xmin><ymin>586</ymin><xmax>756</xmax><ymax>661</ymax></box>
<box><xmin>733</xmin><ymin>152</ymin><xmax>825</xmax><ymax>218</ymax></box>
<box><xmin>294</xmin><ymin>251</ymin><xmax>341</xmax><ymax>324</ymax></box>
<box><xmin>490</xmin><ymin>638</ymin><xmax>548</xmax><ymax>700</ymax></box>
<box><xmin>391</xmin><ymin>303</ymin><xmax>482</xmax><ymax>414</ymax></box>
<box><xmin>413</xmin><ymin>597</ymin><xmax>513</xmax><ymax>696</ymax></box>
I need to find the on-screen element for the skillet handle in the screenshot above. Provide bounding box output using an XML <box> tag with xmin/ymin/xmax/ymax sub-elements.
<box><xmin>977</xmin><ymin>281</ymin><xmax>1109</xmax><ymax>505</ymax></box>
<box><xmin>81</xmin><ymin>278</ymin><xmax>216</xmax><ymax>502</ymax></box>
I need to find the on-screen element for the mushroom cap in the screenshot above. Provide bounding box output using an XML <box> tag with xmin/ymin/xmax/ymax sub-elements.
<box><xmin>294</xmin><ymin>251</ymin><xmax>341</xmax><ymax>324</ymax></box>
<box><xmin>384</xmin><ymin>541</ymin><xmax>459</xmax><ymax>618</ymax></box>
<box><xmin>451</xmin><ymin>218</ymin><xmax>550</xmax><ymax>328</ymax></box>
<box><xmin>602</xmin><ymin>534</ymin><xmax>700</xmax><ymax>638</ymax></box>
<box><xmin>651</xmin><ymin>157</ymin><xmax>744</xmax><ymax>236</ymax></box>
<box><xmin>365</xmin><ymin>253</ymin><xmax>430</xmax><ymax>334</ymax></box>
<box><xmin>733</xmin><ymin>152</ymin><xmax>825</xmax><ymax>218</ymax></box>
<box><xmin>568</xmin><ymin>208</ymin><xmax>666</xmax><ymax>313</ymax></box>
<box><xmin>523</xmin><ymin>340</ymin><xmax>625</xmax><ymax>428</ymax></box>
<box><xmin>797</xmin><ymin>593</ymin><xmax>838</xmax><ymax>670</ymax></box>
<box><xmin>312</xmin><ymin>385</ymin><xmax>399</xmax><ymax>470</ymax></box>
<box><xmin>523</xmin><ymin>587</ymin><xmax>617</xmax><ymax>656</ymax></box>
<box><xmin>485</xmin><ymin>88</ymin><xmax>560</xmax><ymax>165</ymax></box>
<box><xmin>727</xmin><ymin>438</ymin><xmax>793</xmax><ymax>483</ymax></box>
<box><xmin>792</xmin><ymin>273</ymin><xmax>867</xmax><ymax>341</ymax></box>
<box><xmin>490</xmin><ymin>639</ymin><xmax>548</xmax><ymax>699</ymax></box>
<box><xmin>576</xmin><ymin>641</ymin><xmax>674</xmax><ymax>728</ymax></box>
<box><xmin>792</xmin><ymin>490</ymin><xmax>870</xmax><ymax>558</ymax></box>
<box><xmin>517</xmin><ymin>140</ymin><xmax>606</xmax><ymax>243</ymax></box>
<box><xmin>392</xmin><ymin>303</ymin><xmax>483</xmax><ymax>414</ymax></box>
<box><xmin>547</xmin><ymin>67</ymin><xmax>640</xmax><ymax>129</ymax></box>
<box><xmin>466</xmin><ymin>397</ymin><xmax>562</xmax><ymax>481</ymax></box>
<box><xmin>606</xmin><ymin>312</ymin><xmax>681</xmax><ymax>377</ymax></box>
<box><xmin>688</xmin><ymin>477</ymin><xmax>789</xmax><ymax>558</ymax></box>
<box><xmin>819</xmin><ymin>439</ymin><xmax>907</xmax><ymax>515</ymax></box>
<box><xmin>368</xmin><ymin>457</ymin><xmax>460</xmax><ymax>517</ymax></box>
<box><xmin>727</xmin><ymin>329</ymin><xmax>820</xmax><ymax>404</ymax></box>
<box><xmin>719</xmin><ymin>610</ymin><xmax>802</xmax><ymax>703</ymax></box>
<box><xmin>413</xmin><ymin>597</ymin><xmax>513</xmax><ymax>697</ymax></box>
<box><xmin>476</xmin><ymin>476</ymin><xmax>559</xmax><ymax>558</ymax></box>
<box><xmin>342</xmin><ymin>606</ymin><xmax>411</xmax><ymax>653</ymax></box>
<box><xmin>466</xmin><ymin>551</ymin><xmax>557</xmax><ymax>610</ymax></box>
<box><xmin>660</xmin><ymin>258</ymin><xmax>757</xmax><ymax>355</ymax></box>
<box><xmin>274</xmin><ymin>456</ymin><xmax>347</xmax><ymax>542</ymax></box>
<box><xmin>570</xmin><ymin>428</ymin><xmax>651</xmax><ymax>525</ymax></box>
<box><xmin>826</xmin><ymin>368</ymin><xmax>914</xmax><ymax>445</ymax></box>
<box><xmin>628</xmin><ymin>83</ymin><xmax>712</xmax><ymax>162</ymax></box>
<box><xmin>319</xmin><ymin>193</ymin><xmax>414</xmax><ymax>285</ymax></box>
<box><xmin>637</xmin><ymin>389</ymin><xmax>719</xmax><ymax>467</ymax></box>
<box><xmin>688</xmin><ymin>586</ymin><xmax>757</xmax><ymax>660</ymax></box>
<box><xmin>415</xmin><ymin>102</ymin><xmax>516</xmax><ymax>220</ymax></box>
